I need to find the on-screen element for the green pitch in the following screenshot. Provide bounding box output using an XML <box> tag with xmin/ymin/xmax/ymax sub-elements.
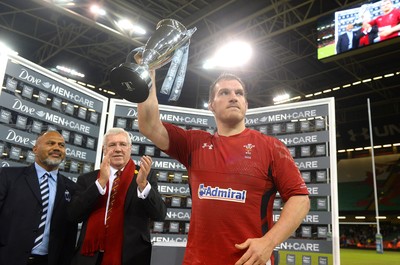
<box><xmin>278</xmin><ymin>248</ymin><xmax>400</xmax><ymax>264</ymax></box>
<box><xmin>340</xmin><ymin>249</ymin><xmax>400</xmax><ymax>265</ymax></box>
<box><xmin>317</xmin><ymin>44</ymin><xmax>336</xmax><ymax>60</ymax></box>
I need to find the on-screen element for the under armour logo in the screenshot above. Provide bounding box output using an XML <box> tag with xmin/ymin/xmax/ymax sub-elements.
<box><xmin>347</xmin><ymin>128</ymin><xmax>369</xmax><ymax>142</ymax></box>
<box><xmin>202</xmin><ymin>143</ymin><xmax>213</xmax><ymax>149</ymax></box>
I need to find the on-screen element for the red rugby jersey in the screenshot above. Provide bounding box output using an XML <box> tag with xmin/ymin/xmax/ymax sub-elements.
<box><xmin>163</xmin><ymin>123</ymin><xmax>308</xmax><ymax>265</ymax></box>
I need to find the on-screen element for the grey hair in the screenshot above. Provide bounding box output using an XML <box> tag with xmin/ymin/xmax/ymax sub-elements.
<box><xmin>103</xmin><ymin>127</ymin><xmax>132</xmax><ymax>147</ymax></box>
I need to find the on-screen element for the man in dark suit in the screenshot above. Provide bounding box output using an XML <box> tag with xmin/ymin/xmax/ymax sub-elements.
<box><xmin>355</xmin><ymin>24</ymin><xmax>379</xmax><ymax>47</ymax></box>
<box><xmin>336</xmin><ymin>24</ymin><xmax>358</xmax><ymax>53</ymax></box>
<box><xmin>68</xmin><ymin>127</ymin><xmax>167</xmax><ymax>265</ymax></box>
<box><xmin>0</xmin><ymin>130</ymin><xmax>78</xmax><ymax>265</ymax></box>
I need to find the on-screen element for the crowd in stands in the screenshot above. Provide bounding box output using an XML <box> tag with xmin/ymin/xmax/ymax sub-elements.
<box><xmin>340</xmin><ymin>223</ymin><xmax>400</xmax><ymax>250</ymax></box>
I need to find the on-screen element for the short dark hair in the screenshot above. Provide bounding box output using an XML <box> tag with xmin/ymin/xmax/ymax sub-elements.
<box><xmin>208</xmin><ymin>73</ymin><xmax>247</xmax><ymax>102</ymax></box>
<box><xmin>36</xmin><ymin>129</ymin><xmax>61</xmax><ymax>140</ymax></box>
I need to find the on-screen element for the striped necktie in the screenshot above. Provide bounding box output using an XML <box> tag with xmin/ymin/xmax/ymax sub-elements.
<box><xmin>106</xmin><ymin>170</ymin><xmax>121</xmax><ymax>226</ymax></box>
<box><xmin>33</xmin><ymin>173</ymin><xmax>50</xmax><ymax>249</ymax></box>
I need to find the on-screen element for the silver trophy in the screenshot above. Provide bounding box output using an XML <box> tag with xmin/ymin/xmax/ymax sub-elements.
<box><xmin>110</xmin><ymin>19</ymin><xmax>196</xmax><ymax>103</ymax></box>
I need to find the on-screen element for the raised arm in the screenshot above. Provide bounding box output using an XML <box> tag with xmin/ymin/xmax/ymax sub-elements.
<box><xmin>137</xmin><ymin>69</ymin><xmax>170</xmax><ymax>151</ymax></box>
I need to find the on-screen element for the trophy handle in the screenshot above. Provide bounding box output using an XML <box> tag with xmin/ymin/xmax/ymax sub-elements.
<box><xmin>110</xmin><ymin>19</ymin><xmax>196</xmax><ymax>103</ymax></box>
<box><xmin>125</xmin><ymin>46</ymin><xmax>144</xmax><ymax>63</ymax></box>
<box><xmin>143</xmin><ymin>26</ymin><xmax>197</xmax><ymax>70</ymax></box>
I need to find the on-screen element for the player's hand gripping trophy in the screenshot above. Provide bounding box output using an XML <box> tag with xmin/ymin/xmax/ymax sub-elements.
<box><xmin>110</xmin><ymin>19</ymin><xmax>196</xmax><ymax>103</ymax></box>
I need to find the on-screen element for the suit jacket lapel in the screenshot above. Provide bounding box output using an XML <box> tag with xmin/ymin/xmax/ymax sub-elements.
<box><xmin>124</xmin><ymin>171</ymin><xmax>137</xmax><ymax>212</ymax></box>
<box><xmin>53</xmin><ymin>173</ymin><xmax>67</xmax><ymax>210</ymax></box>
<box><xmin>25</xmin><ymin>165</ymin><xmax>42</xmax><ymax>204</ymax></box>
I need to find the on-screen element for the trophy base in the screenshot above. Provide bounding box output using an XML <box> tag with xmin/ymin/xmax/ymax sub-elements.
<box><xmin>110</xmin><ymin>63</ymin><xmax>151</xmax><ymax>103</ymax></box>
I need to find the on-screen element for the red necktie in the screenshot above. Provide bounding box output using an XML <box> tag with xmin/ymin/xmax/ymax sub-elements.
<box><xmin>106</xmin><ymin>171</ymin><xmax>121</xmax><ymax>226</ymax></box>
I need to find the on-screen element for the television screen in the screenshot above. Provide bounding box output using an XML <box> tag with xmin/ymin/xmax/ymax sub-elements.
<box><xmin>317</xmin><ymin>0</ymin><xmax>400</xmax><ymax>60</ymax></box>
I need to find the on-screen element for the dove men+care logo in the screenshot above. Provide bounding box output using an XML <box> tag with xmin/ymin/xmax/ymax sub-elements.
<box><xmin>5</xmin><ymin>129</ymin><xmax>36</xmax><ymax>146</ymax></box>
<box><xmin>11</xmin><ymin>98</ymin><xmax>91</xmax><ymax>134</ymax></box>
<box><xmin>2</xmin><ymin>128</ymin><xmax>89</xmax><ymax>161</ymax></box>
<box><xmin>18</xmin><ymin>67</ymin><xmax>95</xmax><ymax>109</ymax></box>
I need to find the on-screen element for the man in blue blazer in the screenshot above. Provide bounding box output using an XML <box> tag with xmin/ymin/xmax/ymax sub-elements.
<box><xmin>336</xmin><ymin>24</ymin><xmax>359</xmax><ymax>53</ymax></box>
<box><xmin>0</xmin><ymin>130</ymin><xmax>77</xmax><ymax>265</ymax></box>
<box><xmin>68</xmin><ymin>128</ymin><xmax>166</xmax><ymax>265</ymax></box>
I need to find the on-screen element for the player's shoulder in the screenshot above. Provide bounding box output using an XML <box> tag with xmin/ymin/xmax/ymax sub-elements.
<box><xmin>248</xmin><ymin>128</ymin><xmax>278</xmax><ymax>140</ymax></box>
<box><xmin>187</xmin><ymin>127</ymin><xmax>213</xmax><ymax>140</ymax></box>
<box><xmin>247</xmin><ymin>128</ymin><xmax>285</xmax><ymax>148</ymax></box>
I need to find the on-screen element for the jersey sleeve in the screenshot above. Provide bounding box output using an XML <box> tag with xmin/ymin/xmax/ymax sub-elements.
<box><xmin>368</xmin><ymin>18</ymin><xmax>377</xmax><ymax>27</ymax></box>
<box><xmin>162</xmin><ymin>122</ymin><xmax>191</xmax><ymax>168</ymax></box>
<box><xmin>269</xmin><ymin>137</ymin><xmax>309</xmax><ymax>202</ymax></box>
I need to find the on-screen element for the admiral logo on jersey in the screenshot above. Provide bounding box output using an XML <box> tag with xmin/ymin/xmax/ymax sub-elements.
<box><xmin>198</xmin><ymin>183</ymin><xmax>247</xmax><ymax>203</ymax></box>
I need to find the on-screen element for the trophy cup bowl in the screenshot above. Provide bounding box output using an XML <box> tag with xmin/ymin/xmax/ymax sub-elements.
<box><xmin>110</xmin><ymin>19</ymin><xmax>195</xmax><ymax>103</ymax></box>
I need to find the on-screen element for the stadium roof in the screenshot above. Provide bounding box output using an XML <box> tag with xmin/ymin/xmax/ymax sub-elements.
<box><xmin>0</xmin><ymin>0</ymin><xmax>399</xmax><ymax>138</ymax></box>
